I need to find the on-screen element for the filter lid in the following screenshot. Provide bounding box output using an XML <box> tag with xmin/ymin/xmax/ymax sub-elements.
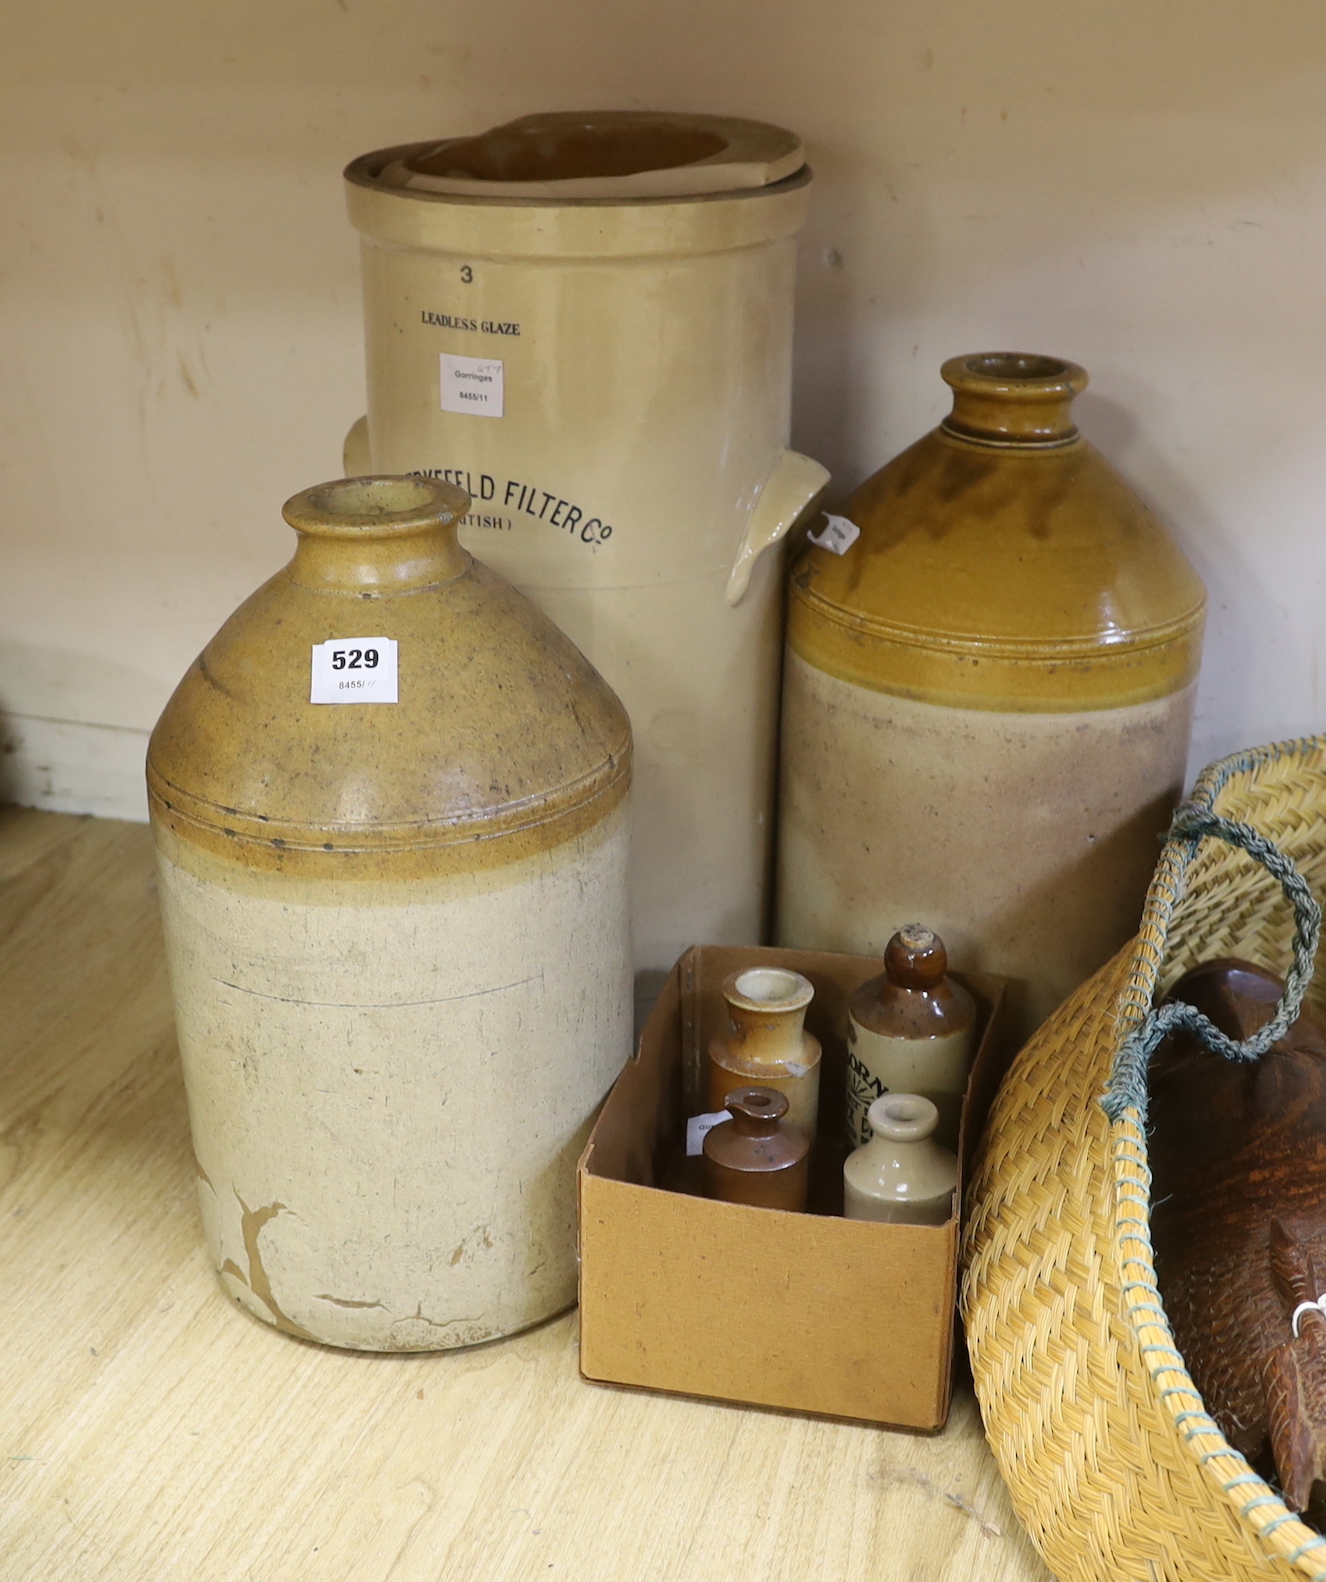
<box><xmin>375</xmin><ymin>111</ymin><xmax>804</xmax><ymax>199</ymax></box>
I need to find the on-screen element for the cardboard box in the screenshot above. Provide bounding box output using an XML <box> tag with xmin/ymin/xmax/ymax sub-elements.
<box><xmin>577</xmin><ymin>945</ymin><xmax>1012</xmax><ymax>1430</ymax></box>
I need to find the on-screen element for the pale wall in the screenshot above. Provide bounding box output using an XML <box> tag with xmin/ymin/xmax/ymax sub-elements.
<box><xmin>2</xmin><ymin>0</ymin><xmax>1323</xmax><ymax>817</ymax></box>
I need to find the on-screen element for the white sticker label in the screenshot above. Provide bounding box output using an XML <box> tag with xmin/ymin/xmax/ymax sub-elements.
<box><xmin>686</xmin><ymin>1110</ymin><xmax>730</xmax><ymax>1157</ymax></box>
<box><xmin>807</xmin><ymin>513</ymin><xmax>861</xmax><ymax>555</ymax></box>
<box><xmin>440</xmin><ymin>353</ymin><xmax>504</xmax><ymax>418</ymax></box>
<box><xmin>310</xmin><ymin>637</ymin><xmax>399</xmax><ymax>704</ymax></box>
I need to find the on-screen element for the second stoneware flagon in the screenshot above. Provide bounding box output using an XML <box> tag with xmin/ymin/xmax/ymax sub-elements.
<box><xmin>343</xmin><ymin>111</ymin><xmax>829</xmax><ymax>1017</ymax></box>
<box><xmin>147</xmin><ymin>475</ymin><xmax>632</xmax><ymax>1351</ymax></box>
<box><xmin>777</xmin><ymin>352</ymin><xmax>1206</xmax><ymax>1035</ymax></box>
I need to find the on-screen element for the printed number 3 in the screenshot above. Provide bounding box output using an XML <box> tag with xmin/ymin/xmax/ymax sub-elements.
<box><xmin>331</xmin><ymin>649</ymin><xmax>379</xmax><ymax>671</ymax></box>
<box><xmin>460</xmin><ymin>265</ymin><xmax>473</xmax><ymax>283</ymax></box>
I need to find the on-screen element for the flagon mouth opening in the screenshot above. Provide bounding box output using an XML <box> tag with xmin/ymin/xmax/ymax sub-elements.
<box><xmin>943</xmin><ymin>351</ymin><xmax>1088</xmax><ymax>398</ymax></box>
<box><xmin>882</xmin><ymin>1096</ymin><xmax>930</xmax><ymax>1124</ymax></box>
<box><xmin>963</xmin><ymin>353</ymin><xmax>1070</xmax><ymax>383</ymax></box>
<box><xmin>869</xmin><ymin>1093</ymin><xmax>940</xmax><ymax>1141</ymax></box>
<box><xmin>282</xmin><ymin>475</ymin><xmax>471</xmax><ymax>537</ymax></box>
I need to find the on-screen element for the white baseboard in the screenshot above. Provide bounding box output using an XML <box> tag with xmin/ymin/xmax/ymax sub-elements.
<box><xmin>0</xmin><ymin>714</ymin><xmax>149</xmax><ymax>822</ymax></box>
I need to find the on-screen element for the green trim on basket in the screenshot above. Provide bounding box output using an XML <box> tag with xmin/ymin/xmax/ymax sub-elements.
<box><xmin>1102</xmin><ymin>799</ymin><xmax>1321</xmax><ymax>1122</ymax></box>
<box><xmin>1114</xmin><ymin>736</ymin><xmax>1324</xmax><ymax>1061</ymax></box>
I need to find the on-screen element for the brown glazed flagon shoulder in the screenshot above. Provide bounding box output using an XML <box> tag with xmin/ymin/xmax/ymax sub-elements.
<box><xmin>147</xmin><ymin>476</ymin><xmax>632</xmax><ymax>879</ymax></box>
<box><xmin>788</xmin><ymin>353</ymin><xmax>1206</xmax><ymax>713</ymax></box>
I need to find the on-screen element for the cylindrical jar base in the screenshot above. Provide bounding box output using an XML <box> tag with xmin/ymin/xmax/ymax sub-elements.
<box><xmin>155</xmin><ymin>811</ymin><xmax>630</xmax><ymax>1351</ymax></box>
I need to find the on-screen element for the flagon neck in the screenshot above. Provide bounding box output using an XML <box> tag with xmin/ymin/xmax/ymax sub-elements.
<box><xmin>940</xmin><ymin>352</ymin><xmax>1088</xmax><ymax>447</ymax></box>
<box><xmin>868</xmin><ymin>1094</ymin><xmax>940</xmax><ymax>1146</ymax></box>
<box><xmin>284</xmin><ymin>475</ymin><xmax>471</xmax><ymax>593</ymax></box>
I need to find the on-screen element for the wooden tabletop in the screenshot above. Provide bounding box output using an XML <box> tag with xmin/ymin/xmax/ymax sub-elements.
<box><xmin>0</xmin><ymin>807</ymin><xmax>1051</xmax><ymax>1582</ymax></box>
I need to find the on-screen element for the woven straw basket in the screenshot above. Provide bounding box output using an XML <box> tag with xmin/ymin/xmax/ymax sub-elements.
<box><xmin>962</xmin><ymin>736</ymin><xmax>1326</xmax><ymax>1582</ymax></box>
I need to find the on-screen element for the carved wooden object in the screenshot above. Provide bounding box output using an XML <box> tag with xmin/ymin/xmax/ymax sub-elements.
<box><xmin>1150</xmin><ymin>958</ymin><xmax>1326</xmax><ymax>1511</ymax></box>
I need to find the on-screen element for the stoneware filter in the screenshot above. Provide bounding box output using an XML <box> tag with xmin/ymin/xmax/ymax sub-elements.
<box><xmin>342</xmin><ymin>112</ymin><xmax>830</xmax><ymax>1015</ymax></box>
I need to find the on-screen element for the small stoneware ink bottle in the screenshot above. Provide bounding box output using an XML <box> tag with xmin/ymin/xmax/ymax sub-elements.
<box><xmin>706</xmin><ymin>967</ymin><xmax>822</xmax><ymax>1140</ymax></box>
<box><xmin>846</xmin><ymin>925</ymin><xmax>976</xmax><ymax>1151</ymax></box>
<box><xmin>843</xmin><ymin>1094</ymin><xmax>958</xmax><ymax>1225</ymax></box>
<box><xmin>703</xmin><ymin>1086</ymin><xmax>810</xmax><ymax>1212</ymax></box>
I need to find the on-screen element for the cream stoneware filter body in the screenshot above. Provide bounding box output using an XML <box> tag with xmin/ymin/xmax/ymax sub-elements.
<box><xmin>147</xmin><ymin>476</ymin><xmax>632</xmax><ymax>1352</ymax></box>
<box><xmin>778</xmin><ymin>353</ymin><xmax>1206</xmax><ymax>1037</ymax></box>
<box><xmin>344</xmin><ymin>113</ymin><xmax>829</xmax><ymax>1009</ymax></box>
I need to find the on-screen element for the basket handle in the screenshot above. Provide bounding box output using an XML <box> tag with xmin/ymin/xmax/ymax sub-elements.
<box><xmin>1102</xmin><ymin>801</ymin><xmax>1322</xmax><ymax>1123</ymax></box>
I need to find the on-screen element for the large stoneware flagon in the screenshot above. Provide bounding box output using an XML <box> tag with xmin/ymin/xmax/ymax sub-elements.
<box><xmin>777</xmin><ymin>353</ymin><xmax>1206</xmax><ymax>1035</ymax></box>
<box><xmin>148</xmin><ymin>475</ymin><xmax>632</xmax><ymax>1350</ymax></box>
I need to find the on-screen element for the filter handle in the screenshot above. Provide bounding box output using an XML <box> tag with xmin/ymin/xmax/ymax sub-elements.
<box><xmin>725</xmin><ymin>449</ymin><xmax>830</xmax><ymax>608</ymax></box>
